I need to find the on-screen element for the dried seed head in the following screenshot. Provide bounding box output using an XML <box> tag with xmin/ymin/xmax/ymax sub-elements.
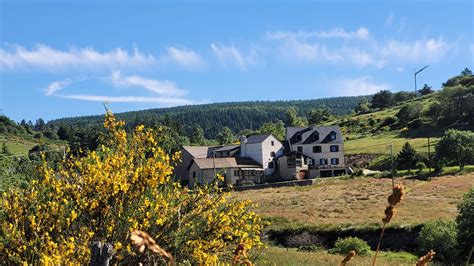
<box><xmin>388</xmin><ymin>185</ymin><xmax>404</xmax><ymax>206</ymax></box>
<box><xmin>340</xmin><ymin>250</ymin><xmax>356</xmax><ymax>266</ymax></box>
<box><xmin>130</xmin><ymin>230</ymin><xmax>174</xmax><ymax>264</ymax></box>
<box><xmin>416</xmin><ymin>250</ymin><xmax>436</xmax><ymax>266</ymax></box>
<box><xmin>382</xmin><ymin>205</ymin><xmax>396</xmax><ymax>224</ymax></box>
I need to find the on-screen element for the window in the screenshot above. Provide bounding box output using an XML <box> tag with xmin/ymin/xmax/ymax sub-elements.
<box><xmin>296</xmin><ymin>134</ymin><xmax>302</xmax><ymax>142</ymax></box>
<box><xmin>330</xmin><ymin>145</ymin><xmax>339</xmax><ymax>152</ymax></box>
<box><xmin>234</xmin><ymin>170</ymin><xmax>240</xmax><ymax>176</ymax></box>
<box><xmin>313</xmin><ymin>145</ymin><xmax>322</xmax><ymax>153</ymax></box>
<box><xmin>271</xmin><ymin>141</ymin><xmax>275</xmax><ymax>146</ymax></box>
<box><xmin>319</xmin><ymin>158</ymin><xmax>327</xmax><ymax>165</ymax></box>
<box><xmin>329</xmin><ymin>132</ymin><xmax>336</xmax><ymax>140</ymax></box>
<box><xmin>313</xmin><ymin>133</ymin><xmax>319</xmax><ymax>141</ymax></box>
<box><xmin>270</xmin><ymin>151</ymin><xmax>276</xmax><ymax>157</ymax></box>
<box><xmin>193</xmin><ymin>171</ymin><xmax>196</xmax><ymax>178</ymax></box>
<box><xmin>268</xmin><ymin>161</ymin><xmax>274</xmax><ymax>168</ymax></box>
<box><xmin>331</xmin><ymin>158</ymin><xmax>340</xmax><ymax>165</ymax></box>
<box><xmin>297</xmin><ymin>146</ymin><xmax>303</xmax><ymax>153</ymax></box>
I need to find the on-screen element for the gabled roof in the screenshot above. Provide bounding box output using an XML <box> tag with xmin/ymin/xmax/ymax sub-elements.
<box><xmin>286</xmin><ymin>125</ymin><xmax>342</xmax><ymax>144</ymax></box>
<box><xmin>182</xmin><ymin>146</ymin><xmax>220</xmax><ymax>158</ymax></box>
<box><xmin>246</xmin><ymin>133</ymin><xmax>275</xmax><ymax>144</ymax></box>
<box><xmin>189</xmin><ymin>157</ymin><xmax>262</xmax><ymax>170</ymax></box>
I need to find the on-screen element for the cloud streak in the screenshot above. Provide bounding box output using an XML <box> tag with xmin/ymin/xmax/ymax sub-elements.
<box><xmin>56</xmin><ymin>94</ymin><xmax>194</xmax><ymax>105</ymax></box>
<box><xmin>160</xmin><ymin>46</ymin><xmax>205</xmax><ymax>69</ymax></box>
<box><xmin>45</xmin><ymin>78</ymin><xmax>72</xmax><ymax>95</ymax></box>
<box><xmin>45</xmin><ymin>71</ymin><xmax>193</xmax><ymax>106</ymax></box>
<box><xmin>110</xmin><ymin>70</ymin><xmax>186</xmax><ymax>97</ymax></box>
<box><xmin>211</xmin><ymin>43</ymin><xmax>249</xmax><ymax>70</ymax></box>
<box><xmin>0</xmin><ymin>44</ymin><xmax>155</xmax><ymax>72</ymax></box>
<box><xmin>266</xmin><ymin>27</ymin><xmax>370</xmax><ymax>40</ymax></box>
<box><xmin>335</xmin><ymin>76</ymin><xmax>390</xmax><ymax>96</ymax></box>
<box><xmin>265</xmin><ymin>27</ymin><xmax>452</xmax><ymax>67</ymax></box>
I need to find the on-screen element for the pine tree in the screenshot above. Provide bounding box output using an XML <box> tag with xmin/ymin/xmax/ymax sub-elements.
<box><xmin>396</xmin><ymin>142</ymin><xmax>419</xmax><ymax>170</ymax></box>
<box><xmin>217</xmin><ymin>126</ymin><xmax>234</xmax><ymax>145</ymax></box>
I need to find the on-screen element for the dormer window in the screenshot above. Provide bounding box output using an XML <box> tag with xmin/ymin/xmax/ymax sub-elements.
<box><xmin>313</xmin><ymin>132</ymin><xmax>319</xmax><ymax>141</ymax></box>
<box><xmin>296</xmin><ymin>134</ymin><xmax>302</xmax><ymax>142</ymax></box>
<box><xmin>329</xmin><ymin>132</ymin><xmax>336</xmax><ymax>141</ymax></box>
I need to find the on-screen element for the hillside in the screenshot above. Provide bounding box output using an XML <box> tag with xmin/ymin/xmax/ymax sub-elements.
<box><xmin>47</xmin><ymin>96</ymin><xmax>368</xmax><ymax>138</ymax></box>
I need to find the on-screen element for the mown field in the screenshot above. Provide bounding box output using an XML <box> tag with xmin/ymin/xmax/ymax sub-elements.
<box><xmin>232</xmin><ymin>173</ymin><xmax>474</xmax><ymax>228</ymax></box>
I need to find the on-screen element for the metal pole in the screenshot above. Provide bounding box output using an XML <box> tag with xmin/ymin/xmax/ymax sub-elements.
<box><xmin>390</xmin><ymin>144</ymin><xmax>394</xmax><ymax>188</ymax></box>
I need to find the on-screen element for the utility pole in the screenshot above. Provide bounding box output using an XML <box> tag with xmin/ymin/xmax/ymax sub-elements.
<box><xmin>389</xmin><ymin>144</ymin><xmax>395</xmax><ymax>188</ymax></box>
<box><xmin>414</xmin><ymin>65</ymin><xmax>429</xmax><ymax>93</ymax></box>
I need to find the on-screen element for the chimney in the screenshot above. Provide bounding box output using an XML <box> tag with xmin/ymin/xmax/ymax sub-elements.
<box><xmin>240</xmin><ymin>136</ymin><xmax>247</xmax><ymax>157</ymax></box>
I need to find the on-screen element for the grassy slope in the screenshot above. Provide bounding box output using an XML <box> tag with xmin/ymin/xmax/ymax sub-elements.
<box><xmin>232</xmin><ymin>173</ymin><xmax>474</xmax><ymax>229</ymax></box>
<box><xmin>0</xmin><ymin>134</ymin><xmax>65</xmax><ymax>156</ymax></box>
<box><xmin>331</xmin><ymin>93</ymin><xmax>441</xmax><ymax>155</ymax></box>
<box><xmin>254</xmin><ymin>246</ymin><xmax>417</xmax><ymax>265</ymax></box>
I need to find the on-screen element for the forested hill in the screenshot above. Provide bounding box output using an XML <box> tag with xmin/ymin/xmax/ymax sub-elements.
<box><xmin>48</xmin><ymin>96</ymin><xmax>368</xmax><ymax>138</ymax></box>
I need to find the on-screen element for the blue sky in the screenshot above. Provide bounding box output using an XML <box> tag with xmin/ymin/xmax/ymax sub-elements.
<box><xmin>1</xmin><ymin>0</ymin><xmax>473</xmax><ymax>122</ymax></box>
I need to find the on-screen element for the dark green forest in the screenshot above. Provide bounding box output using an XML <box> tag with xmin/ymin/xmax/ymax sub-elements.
<box><xmin>47</xmin><ymin>96</ymin><xmax>368</xmax><ymax>138</ymax></box>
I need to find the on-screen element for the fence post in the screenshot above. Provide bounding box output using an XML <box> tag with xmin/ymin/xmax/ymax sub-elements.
<box><xmin>89</xmin><ymin>241</ymin><xmax>114</xmax><ymax>266</ymax></box>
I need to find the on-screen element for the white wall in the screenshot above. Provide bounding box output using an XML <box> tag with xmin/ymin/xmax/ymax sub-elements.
<box><xmin>292</xmin><ymin>143</ymin><xmax>345</xmax><ymax>166</ymax></box>
<box><xmin>241</xmin><ymin>135</ymin><xmax>283</xmax><ymax>175</ymax></box>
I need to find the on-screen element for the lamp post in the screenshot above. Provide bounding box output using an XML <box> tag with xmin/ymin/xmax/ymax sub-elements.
<box><xmin>414</xmin><ymin>65</ymin><xmax>429</xmax><ymax>93</ymax></box>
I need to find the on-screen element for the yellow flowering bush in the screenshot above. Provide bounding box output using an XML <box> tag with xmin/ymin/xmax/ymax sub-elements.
<box><xmin>1</xmin><ymin>111</ymin><xmax>264</xmax><ymax>264</ymax></box>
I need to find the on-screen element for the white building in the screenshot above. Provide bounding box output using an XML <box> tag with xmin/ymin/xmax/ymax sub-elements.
<box><xmin>282</xmin><ymin>125</ymin><xmax>346</xmax><ymax>178</ymax></box>
<box><xmin>240</xmin><ymin>134</ymin><xmax>284</xmax><ymax>176</ymax></box>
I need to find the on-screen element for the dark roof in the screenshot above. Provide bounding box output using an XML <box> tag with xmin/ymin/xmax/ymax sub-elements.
<box><xmin>182</xmin><ymin>146</ymin><xmax>220</xmax><ymax>158</ymax></box>
<box><xmin>214</xmin><ymin>145</ymin><xmax>240</xmax><ymax>152</ymax></box>
<box><xmin>286</xmin><ymin>126</ymin><xmax>342</xmax><ymax>145</ymax></box>
<box><xmin>246</xmin><ymin>134</ymin><xmax>273</xmax><ymax>144</ymax></box>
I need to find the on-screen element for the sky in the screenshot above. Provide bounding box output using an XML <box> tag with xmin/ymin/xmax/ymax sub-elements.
<box><xmin>0</xmin><ymin>0</ymin><xmax>473</xmax><ymax>122</ymax></box>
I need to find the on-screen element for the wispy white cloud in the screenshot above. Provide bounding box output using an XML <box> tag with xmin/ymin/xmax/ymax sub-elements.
<box><xmin>56</xmin><ymin>94</ymin><xmax>194</xmax><ymax>105</ymax></box>
<box><xmin>45</xmin><ymin>78</ymin><xmax>72</xmax><ymax>95</ymax></box>
<box><xmin>211</xmin><ymin>43</ymin><xmax>249</xmax><ymax>70</ymax></box>
<box><xmin>45</xmin><ymin>71</ymin><xmax>194</xmax><ymax>106</ymax></box>
<box><xmin>264</xmin><ymin>26</ymin><xmax>453</xmax><ymax>67</ymax></box>
<box><xmin>0</xmin><ymin>44</ymin><xmax>155</xmax><ymax>72</ymax></box>
<box><xmin>335</xmin><ymin>76</ymin><xmax>390</xmax><ymax>96</ymax></box>
<box><xmin>160</xmin><ymin>46</ymin><xmax>205</xmax><ymax>69</ymax></box>
<box><xmin>385</xmin><ymin>13</ymin><xmax>394</xmax><ymax>26</ymax></box>
<box><xmin>395</xmin><ymin>66</ymin><xmax>405</xmax><ymax>72</ymax></box>
<box><xmin>266</xmin><ymin>27</ymin><xmax>370</xmax><ymax>40</ymax></box>
<box><xmin>379</xmin><ymin>38</ymin><xmax>451</xmax><ymax>62</ymax></box>
<box><xmin>110</xmin><ymin>70</ymin><xmax>186</xmax><ymax>97</ymax></box>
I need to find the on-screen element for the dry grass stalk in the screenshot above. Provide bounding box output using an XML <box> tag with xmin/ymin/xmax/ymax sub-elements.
<box><xmin>372</xmin><ymin>184</ymin><xmax>404</xmax><ymax>266</ymax></box>
<box><xmin>232</xmin><ymin>243</ymin><xmax>252</xmax><ymax>266</ymax></box>
<box><xmin>340</xmin><ymin>250</ymin><xmax>356</xmax><ymax>266</ymax></box>
<box><xmin>415</xmin><ymin>250</ymin><xmax>436</xmax><ymax>266</ymax></box>
<box><xmin>130</xmin><ymin>230</ymin><xmax>174</xmax><ymax>265</ymax></box>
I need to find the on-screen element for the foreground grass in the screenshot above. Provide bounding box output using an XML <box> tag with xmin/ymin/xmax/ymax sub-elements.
<box><xmin>232</xmin><ymin>173</ymin><xmax>474</xmax><ymax>228</ymax></box>
<box><xmin>253</xmin><ymin>246</ymin><xmax>417</xmax><ymax>265</ymax></box>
